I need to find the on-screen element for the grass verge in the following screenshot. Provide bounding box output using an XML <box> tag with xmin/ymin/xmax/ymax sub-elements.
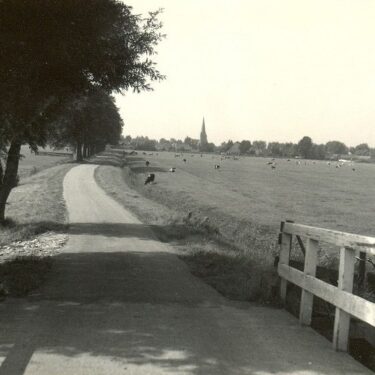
<box><xmin>0</xmin><ymin>163</ymin><xmax>74</xmax><ymax>297</ymax></box>
<box><xmin>1</xmin><ymin>164</ymin><xmax>73</xmax><ymax>245</ymax></box>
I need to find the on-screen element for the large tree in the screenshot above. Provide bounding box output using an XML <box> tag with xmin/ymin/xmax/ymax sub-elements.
<box><xmin>239</xmin><ymin>140</ymin><xmax>251</xmax><ymax>155</ymax></box>
<box><xmin>353</xmin><ymin>143</ymin><xmax>370</xmax><ymax>156</ymax></box>
<box><xmin>297</xmin><ymin>136</ymin><xmax>314</xmax><ymax>159</ymax></box>
<box><xmin>0</xmin><ymin>0</ymin><xmax>164</xmax><ymax>222</ymax></box>
<box><xmin>252</xmin><ymin>140</ymin><xmax>267</xmax><ymax>156</ymax></box>
<box><xmin>325</xmin><ymin>141</ymin><xmax>348</xmax><ymax>155</ymax></box>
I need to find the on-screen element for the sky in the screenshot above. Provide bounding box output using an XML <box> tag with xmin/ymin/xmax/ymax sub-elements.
<box><xmin>115</xmin><ymin>0</ymin><xmax>375</xmax><ymax>147</ymax></box>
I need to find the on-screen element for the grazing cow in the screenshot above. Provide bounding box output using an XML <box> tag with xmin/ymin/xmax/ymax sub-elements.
<box><xmin>169</xmin><ymin>167</ymin><xmax>176</xmax><ymax>172</ymax></box>
<box><xmin>352</xmin><ymin>168</ymin><xmax>356</xmax><ymax>171</ymax></box>
<box><xmin>271</xmin><ymin>164</ymin><xmax>276</xmax><ymax>169</ymax></box>
<box><xmin>145</xmin><ymin>161</ymin><xmax>150</xmax><ymax>167</ymax></box>
<box><xmin>144</xmin><ymin>173</ymin><xmax>155</xmax><ymax>185</ymax></box>
<box><xmin>183</xmin><ymin>159</ymin><xmax>187</xmax><ymax>163</ymax></box>
<box><xmin>267</xmin><ymin>161</ymin><xmax>273</xmax><ymax>165</ymax></box>
<box><xmin>214</xmin><ymin>164</ymin><xmax>220</xmax><ymax>169</ymax></box>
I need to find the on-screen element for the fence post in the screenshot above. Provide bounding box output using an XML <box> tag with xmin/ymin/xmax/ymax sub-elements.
<box><xmin>333</xmin><ymin>246</ymin><xmax>355</xmax><ymax>351</ymax></box>
<box><xmin>279</xmin><ymin>222</ymin><xmax>292</xmax><ymax>304</ymax></box>
<box><xmin>299</xmin><ymin>238</ymin><xmax>318</xmax><ymax>326</ymax></box>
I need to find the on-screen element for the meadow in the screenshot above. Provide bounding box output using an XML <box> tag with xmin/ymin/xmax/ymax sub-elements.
<box><xmin>18</xmin><ymin>145</ymin><xmax>72</xmax><ymax>179</ymax></box>
<box><xmin>124</xmin><ymin>151</ymin><xmax>375</xmax><ymax>266</ymax></box>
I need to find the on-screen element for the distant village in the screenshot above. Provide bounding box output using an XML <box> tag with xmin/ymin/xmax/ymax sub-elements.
<box><xmin>121</xmin><ymin>118</ymin><xmax>374</xmax><ymax>162</ymax></box>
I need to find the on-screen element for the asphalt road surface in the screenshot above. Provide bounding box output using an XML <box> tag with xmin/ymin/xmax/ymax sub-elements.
<box><xmin>0</xmin><ymin>164</ymin><xmax>371</xmax><ymax>374</ymax></box>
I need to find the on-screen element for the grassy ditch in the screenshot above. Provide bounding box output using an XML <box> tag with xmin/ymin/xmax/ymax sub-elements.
<box><xmin>0</xmin><ymin>163</ymin><xmax>73</xmax><ymax>297</ymax></box>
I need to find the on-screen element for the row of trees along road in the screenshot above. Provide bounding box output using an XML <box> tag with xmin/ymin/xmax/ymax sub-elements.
<box><xmin>49</xmin><ymin>89</ymin><xmax>124</xmax><ymax>161</ymax></box>
<box><xmin>0</xmin><ymin>0</ymin><xmax>165</xmax><ymax>223</ymax></box>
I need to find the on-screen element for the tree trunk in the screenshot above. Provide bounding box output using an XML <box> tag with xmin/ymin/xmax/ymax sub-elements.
<box><xmin>0</xmin><ymin>141</ymin><xmax>22</xmax><ymax>223</ymax></box>
<box><xmin>76</xmin><ymin>141</ymin><xmax>83</xmax><ymax>162</ymax></box>
<box><xmin>0</xmin><ymin>159</ymin><xmax>4</xmax><ymax>184</ymax></box>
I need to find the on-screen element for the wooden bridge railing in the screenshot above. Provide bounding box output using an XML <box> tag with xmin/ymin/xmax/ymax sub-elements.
<box><xmin>278</xmin><ymin>221</ymin><xmax>375</xmax><ymax>352</ymax></box>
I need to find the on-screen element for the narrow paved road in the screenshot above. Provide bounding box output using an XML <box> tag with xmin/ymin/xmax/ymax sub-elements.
<box><xmin>0</xmin><ymin>164</ymin><xmax>371</xmax><ymax>374</ymax></box>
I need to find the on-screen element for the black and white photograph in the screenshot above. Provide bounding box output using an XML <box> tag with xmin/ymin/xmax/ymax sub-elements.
<box><xmin>0</xmin><ymin>0</ymin><xmax>374</xmax><ymax>373</ymax></box>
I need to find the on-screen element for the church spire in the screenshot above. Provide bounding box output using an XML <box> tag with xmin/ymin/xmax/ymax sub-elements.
<box><xmin>200</xmin><ymin>117</ymin><xmax>208</xmax><ymax>150</ymax></box>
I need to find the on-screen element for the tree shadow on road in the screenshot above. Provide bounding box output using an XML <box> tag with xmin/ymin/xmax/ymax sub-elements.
<box><xmin>0</xmin><ymin>249</ymin><xmax>364</xmax><ymax>375</ymax></box>
<box><xmin>66</xmin><ymin>222</ymin><xmax>191</xmax><ymax>242</ymax></box>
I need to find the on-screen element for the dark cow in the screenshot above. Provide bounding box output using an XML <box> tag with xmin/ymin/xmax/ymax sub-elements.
<box><xmin>144</xmin><ymin>173</ymin><xmax>155</xmax><ymax>185</ymax></box>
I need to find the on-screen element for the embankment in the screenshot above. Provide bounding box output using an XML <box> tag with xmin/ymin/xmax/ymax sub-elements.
<box><xmin>95</xmin><ymin>160</ymin><xmax>282</xmax><ymax>303</ymax></box>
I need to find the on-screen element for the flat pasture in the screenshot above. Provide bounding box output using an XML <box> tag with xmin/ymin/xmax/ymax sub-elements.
<box><xmin>18</xmin><ymin>145</ymin><xmax>72</xmax><ymax>179</ymax></box>
<box><xmin>126</xmin><ymin>151</ymin><xmax>375</xmax><ymax>264</ymax></box>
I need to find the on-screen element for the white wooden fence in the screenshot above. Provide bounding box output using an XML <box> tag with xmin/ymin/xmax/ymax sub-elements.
<box><xmin>278</xmin><ymin>221</ymin><xmax>375</xmax><ymax>351</ymax></box>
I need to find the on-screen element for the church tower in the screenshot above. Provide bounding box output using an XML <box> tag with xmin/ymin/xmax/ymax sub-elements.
<box><xmin>199</xmin><ymin>117</ymin><xmax>208</xmax><ymax>150</ymax></box>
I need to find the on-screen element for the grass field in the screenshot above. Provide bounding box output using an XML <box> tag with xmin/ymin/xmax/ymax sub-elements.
<box><xmin>18</xmin><ymin>145</ymin><xmax>72</xmax><ymax>179</ymax></box>
<box><xmin>124</xmin><ymin>151</ymin><xmax>375</xmax><ymax>266</ymax></box>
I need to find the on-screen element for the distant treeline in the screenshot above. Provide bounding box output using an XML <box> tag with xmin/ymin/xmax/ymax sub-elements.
<box><xmin>121</xmin><ymin>135</ymin><xmax>374</xmax><ymax>161</ymax></box>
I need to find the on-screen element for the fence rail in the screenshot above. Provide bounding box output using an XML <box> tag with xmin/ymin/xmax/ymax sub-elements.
<box><xmin>278</xmin><ymin>221</ymin><xmax>375</xmax><ymax>352</ymax></box>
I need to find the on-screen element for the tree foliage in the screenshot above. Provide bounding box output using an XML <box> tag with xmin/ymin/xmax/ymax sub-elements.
<box><xmin>0</xmin><ymin>0</ymin><xmax>165</xmax><ymax>222</ymax></box>
<box><xmin>49</xmin><ymin>89</ymin><xmax>123</xmax><ymax>160</ymax></box>
<box><xmin>297</xmin><ymin>136</ymin><xmax>313</xmax><ymax>159</ymax></box>
<box><xmin>325</xmin><ymin>141</ymin><xmax>348</xmax><ymax>155</ymax></box>
<box><xmin>353</xmin><ymin>143</ymin><xmax>370</xmax><ymax>156</ymax></box>
<box><xmin>239</xmin><ymin>140</ymin><xmax>251</xmax><ymax>154</ymax></box>
<box><xmin>252</xmin><ymin>140</ymin><xmax>267</xmax><ymax>155</ymax></box>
